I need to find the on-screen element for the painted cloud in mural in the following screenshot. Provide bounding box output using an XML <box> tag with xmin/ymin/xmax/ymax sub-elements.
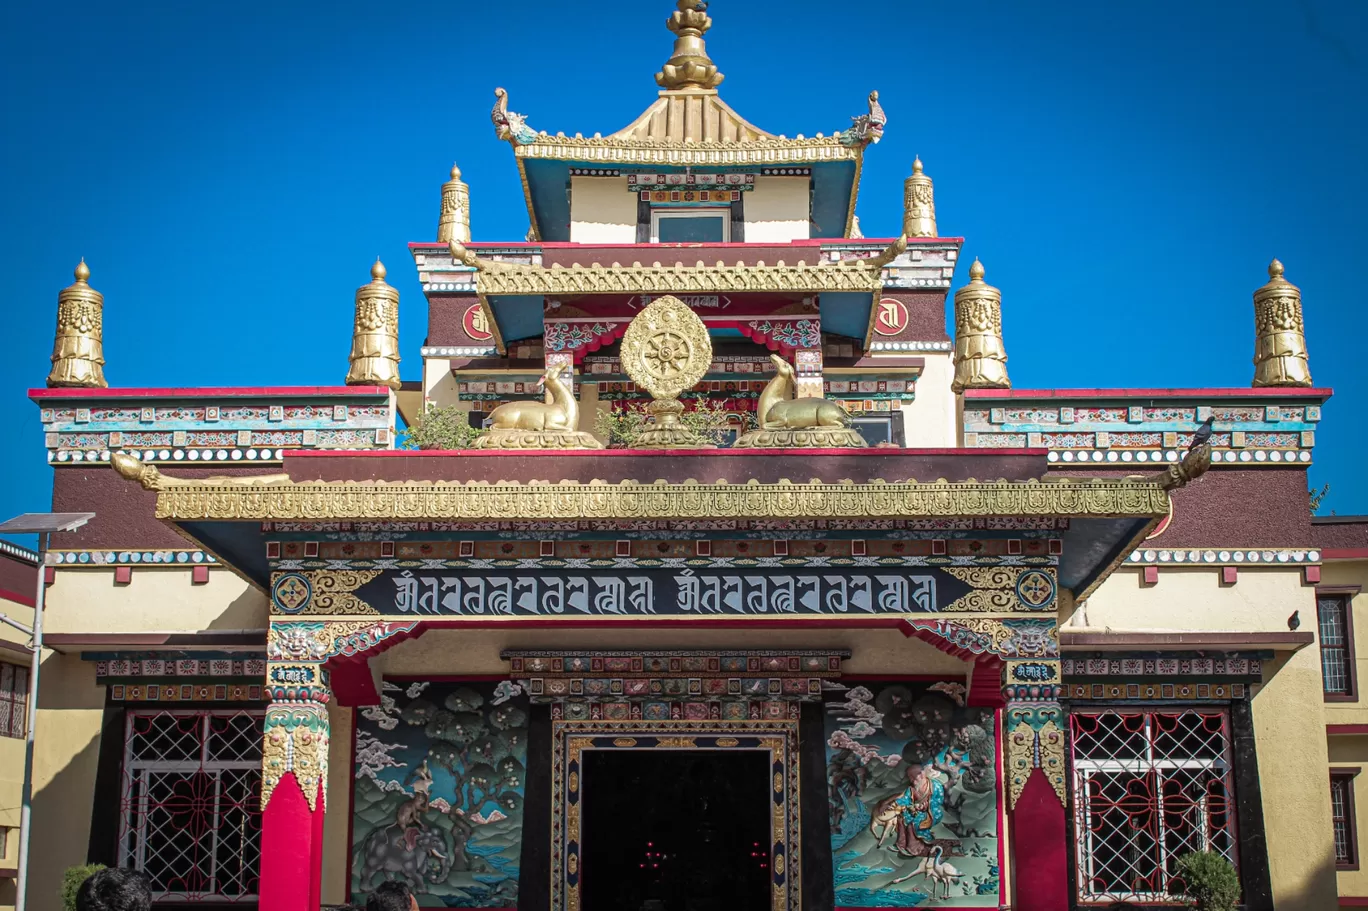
<box><xmin>825</xmin><ymin>681</ymin><xmax>1000</xmax><ymax>907</ymax></box>
<box><xmin>352</xmin><ymin>681</ymin><xmax>528</xmax><ymax>908</ymax></box>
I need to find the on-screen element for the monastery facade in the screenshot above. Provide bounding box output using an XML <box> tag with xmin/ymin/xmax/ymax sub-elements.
<box><xmin>17</xmin><ymin>4</ymin><xmax>1368</xmax><ymax>910</ymax></box>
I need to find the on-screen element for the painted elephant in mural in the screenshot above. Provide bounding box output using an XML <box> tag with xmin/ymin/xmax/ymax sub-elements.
<box><xmin>361</xmin><ymin>826</ymin><xmax>454</xmax><ymax>892</ymax></box>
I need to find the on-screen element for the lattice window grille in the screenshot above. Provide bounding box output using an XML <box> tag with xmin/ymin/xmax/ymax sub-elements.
<box><xmin>1070</xmin><ymin>710</ymin><xmax>1238</xmax><ymax>903</ymax></box>
<box><xmin>0</xmin><ymin>662</ymin><xmax>29</xmax><ymax>739</ymax></box>
<box><xmin>118</xmin><ymin>710</ymin><xmax>264</xmax><ymax>903</ymax></box>
<box><xmin>1319</xmin><ymin>596</ymin><xmax>1352</xmax><ymax>694</ymax></box>
<box><xmin>1332</xmin><ymin>775</ymin><xmax>1355</xmax><ymax>865</ymax></box>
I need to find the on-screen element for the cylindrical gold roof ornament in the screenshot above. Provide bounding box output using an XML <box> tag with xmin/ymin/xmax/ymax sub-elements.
<box><xmin>436</xmin><ymin>163</ymin><xmax>470</xmax><ymax>245</ymax></box>
<box><xmin>1252</xmin><ymin>259</ymin><xmax>1312</xmax><ymax>387</ymax></box>
<box><xmin>952</xmin><ymin>258</ymin><xmax>1010</xmax><ymax>393</ymax></box>
<box><xmin>46</xmin><ymin>260</ymin><xmax>108</xmax><ymax>388</ymax></box>
<box><xmin>345</xmin><ymin>259</ymin><xmax>401</xmax><ymax>390</ymax></box>
<box><xmin>902</xmin><ymin>157</ymin><xmax>937</xmax><ymax>238</ymax></box>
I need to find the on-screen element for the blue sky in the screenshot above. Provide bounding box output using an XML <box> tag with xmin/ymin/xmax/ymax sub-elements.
<box><xmin>2</xmin><ymin>0</ymin><xmax>1365</xmax><ymax>550</ymax></box>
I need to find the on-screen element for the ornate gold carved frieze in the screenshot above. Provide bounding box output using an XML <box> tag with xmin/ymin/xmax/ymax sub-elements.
<box><xmin>448</xmin><ymin>238</ymin><xmax>905</xmax><ymax>298</ymax></box>
<box><xmin>153</xmin><ymin>477</ymin><xmax>1168</xmax><ymax>521</ymax></box>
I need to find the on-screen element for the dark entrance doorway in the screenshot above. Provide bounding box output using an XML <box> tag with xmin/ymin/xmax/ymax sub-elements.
<box><xmin>580</xmin><ymin>749</ymin><xmax>772</xmax><ymax>911</ymax></box>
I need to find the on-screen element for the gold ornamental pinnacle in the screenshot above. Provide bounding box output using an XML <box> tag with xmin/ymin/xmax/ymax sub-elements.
<box><xmin>903</xmin><ymin>156</ymin><xmax>937</xmax><ymax>238</ymax></box>
<box><xmin>655</xmin><ymin>1</ymin><xmax>724</xmax><ymax>91</ymax></box>
<box><xmin>437</xmin><ymin>163</ymin><xmax>470</xmax><ymax>245</ymax></box>
<box><xmin>951</xmin><ymin>258</ymin><xmax>1011</xmax><ymax>393</ymax></box>
<box><xmin>47</xmin><ymin>259</ymin><xmax>108</xmax><ymax>388</ymax></box>
<box><xmin>345</xmin><ymin>259</ymin><xmax>401</xmax><ymax>391</ymax></box>
<box><xmin>1251</xmin><ymin>258</ymin><xmax>1312</xmax><ymax>387</ymax></box>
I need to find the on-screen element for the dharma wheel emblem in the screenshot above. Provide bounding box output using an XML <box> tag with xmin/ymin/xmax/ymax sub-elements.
<box><xmin>620</xmin><ymin>295</ymin><xmax>714</xmax><ymax>448</ymax></box>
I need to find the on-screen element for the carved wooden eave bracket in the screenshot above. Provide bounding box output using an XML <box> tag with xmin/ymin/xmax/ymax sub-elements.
<box><xmin>448</xmin><ymin>237</ymin><xmax>906</xmax><ymax>298</ymax></box>
<box><xmin>1149</xmin><ymin>443</ymin><xmax>1213</xmax><ymax>491</ymax></box>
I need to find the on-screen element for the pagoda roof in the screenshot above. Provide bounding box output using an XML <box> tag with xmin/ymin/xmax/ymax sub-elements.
<box><xmin>488</xmin><ymin>3</ymin><xmax>885</xmax><ymax>241</ymax></box>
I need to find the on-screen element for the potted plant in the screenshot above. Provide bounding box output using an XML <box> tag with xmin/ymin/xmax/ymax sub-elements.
<box><xmin>1175</xmin><ymin>851</ymin><xmax>1239</xmax><ymax>911</ymax></box>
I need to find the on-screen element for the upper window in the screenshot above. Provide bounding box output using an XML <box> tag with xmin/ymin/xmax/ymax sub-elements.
<box><xmin>0</xmin><ymin>662</ymin><xmax>29</xmax><ymax>739</ymax></box>
<box><xmin>119</xmin><ymin>710</ymin><xmax>264</xmax><ymax>903</ymax></box>
<box><xmin>1318</xmin><ymin>593</ymin><xmax>1357</xmax><ymax>700</ymax></box>
<box><xmin>1332</xmin><ymin>769</ymin><xmax>1360</xmax><ymax>870</ymax></box>
<box><xmin>651</xmin><ymin>208</ymin><xmax>730</xmax><ymax>243</ymax></box>
<box><xmin>1070</xmin><ymin>709</ymin><xmax>1238</xmax><ymax>904</ymax></box>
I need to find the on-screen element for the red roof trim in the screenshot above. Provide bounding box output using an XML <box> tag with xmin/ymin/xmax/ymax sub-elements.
<box><xmin>1325</xmin><ymin>548</ymin><xmax>1368</xmax><ymax>561</ymax></box>
<box><xmin>285</xmin><ymin>447</ymin><xmax>1047</xmax><ymax>459</ymax></box>
<box><xmin>408</xmin><ymin>237</ymin><xmax>966</xmax><ymax>250</ymax></box>
<box><xmin>0</xmin><ymin>588</ymin><xmax>35</xmax><ymax>609</ymax></box>
<box><xmin>30</xmin><ymin>386</ymin><xmax>392</xmax><ymax>401</ymax></box>
<box><xmin>963</xmin><ymin>387</ymin><xmax>1333</xmax><ymax>400</ymax></box>
<box><xmin>1329</xmin><ymin>725</ymin><xmax>1368</xmax><ymax>736</ymax></box>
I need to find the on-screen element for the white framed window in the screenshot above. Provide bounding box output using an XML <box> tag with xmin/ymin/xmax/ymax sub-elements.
<box><xmin>650</xmin><ymin>208</ymin><xmax>730</xmax><ymax>243</ymax></box>
<box><xmin>118</xmin><ymin>709</ymin><xmax>264</xmax><ymax>903</ymax></box>
<box><xmin>1070</xmin><ymin>709</ymin><xmax>1238</xmax><ymax>904</ymax></box>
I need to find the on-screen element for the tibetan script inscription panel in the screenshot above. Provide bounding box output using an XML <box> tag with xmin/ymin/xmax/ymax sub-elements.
<box><xmin>270</xmin><ymin>566</ymin><xmax>1058</xmax><ymax>616</ymax></box>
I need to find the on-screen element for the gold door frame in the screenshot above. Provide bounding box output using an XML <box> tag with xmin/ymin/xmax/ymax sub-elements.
<box><xmin>551</xmin><ymin>719</ymin><xmax>801</xmax><ymax>911</ymax></box>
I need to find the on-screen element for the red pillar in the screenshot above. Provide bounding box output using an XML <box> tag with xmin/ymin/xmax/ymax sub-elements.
<box><xmin>1009</xmin><ymin>769</ymin><xmax>1069</xmax><ymax>911</ymax></box>
<box><xmin>261</xmin><ymin>772</ymin><xmax>326</xmax><ymax>911</ymax></box>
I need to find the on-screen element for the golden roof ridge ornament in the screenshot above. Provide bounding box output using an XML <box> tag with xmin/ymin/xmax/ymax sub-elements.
<box><xmin>46</xmin><ymin>259</ymin><xmax>108</xmax><ymax>388</ymax></box>
<box><xmin>952</xmin><ymin>258</ymin><xmax>1011</xmax><ymax>393</ymax></box>
<box><xmin>620</xmin><ymin>295</ymin><xmax>715</xmax><ymax>448</ymax></box>
<box><xmin>656</xmin><ymin>1</ymin><xmax>724</xmax><ymax>91</ymax></box>
<box><xmin>436</xmin><ymin>164</ymin><xmax>470</xmax><ymax>244</ymax></box>
<box><xmin>903</xmin><ymin>156</ymin><xmax>937</xmax><ymax>238</ymax></box>
<box><xmin>1251</xmin><ymin>258</ymin><xmax>1312</xmax><ymax>387</ymax></box>
<box><xmin>345</xmin><ymin>260</ymin><xmax>401</xmax><ymax>391</ymax></box>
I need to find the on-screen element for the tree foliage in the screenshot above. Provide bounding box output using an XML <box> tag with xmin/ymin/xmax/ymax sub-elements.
<box><xmin>62</xmin><ymin>864</ymin><xmax>107</xmax><ymax>911</ymax></box>
<box><xmin>1310</xmin><ymin>482</ymin><xmax>1332</xmax><ymax>515</ymax></box>
<box><xmin>1175</xmin><ymin>851</ymin><xmax>1239</xmax><ymax>911</ymax></box>
<box><xmin>594</xmin><ymin>395</ymin><xmax>752</xmax><ymax>448</ymax></box>
<box><xmin>401</xmin><ymin>404</ymin><xmax>483</xmax><ymax>451</ymax></box>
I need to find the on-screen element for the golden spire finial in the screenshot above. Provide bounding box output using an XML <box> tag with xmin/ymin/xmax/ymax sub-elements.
<box><xmin>903</xmin><ymin>157</ymin><xmax>937</xmax><ymax>238</ymax></box>
<box><xmin>1252</xmin><ymin>257</ymin><xmax>1311</xmax><ymax>387</ymax></box>
<box><xmin>437</xmin><ymin>162</ymin><xmax>471</xmax><ymax>244</ymax></box>
<box><xmin>952</xmin><ymin>258</ymin><xmax>1010</xmax><ymax>393</ymax></box>
<box><xmin>47</xmin><ymin>259</ymin><xmax>108</xmax><ymax>388</ymax></box>
<box><xmin>347</xmin><ymin>260</ymin><xmax>401</xmax><ymax>391</ymax></box>
<box><xmin>655</xmin><ymin>1</ymin><xmax>724</xmax><ymax>91</ymax></box>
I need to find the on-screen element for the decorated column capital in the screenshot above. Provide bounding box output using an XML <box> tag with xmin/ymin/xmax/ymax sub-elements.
<box><xmin>1003</xmin><ymin>659</ymin><xmax>1065</xmax><ymax>808</ymax></box>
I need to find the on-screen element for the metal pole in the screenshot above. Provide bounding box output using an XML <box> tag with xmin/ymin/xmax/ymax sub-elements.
<box><xmin>16</xmin><ymin>532</ymin><xmax>47</xmax><ymax>911</ymax></box>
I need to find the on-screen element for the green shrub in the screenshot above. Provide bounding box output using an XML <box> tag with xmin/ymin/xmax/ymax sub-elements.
<box><xmin>400</xmin><ymin>404</ymin><xmax>483</xmax><ymax>450</ymax></box>
<box><xmin>61</xmin><ymin>863</ymin><xmax>106</xmax><ymax>911</ymax></box>
<box><xmin>1175</xmin><ymin>851</ymin><xmax>1239</xmax><ymax>911</ymax></box>
<box><xmin>595</xmin><ymin>396</ymin><xmax>751</xmax><ymax>448</ymax></box>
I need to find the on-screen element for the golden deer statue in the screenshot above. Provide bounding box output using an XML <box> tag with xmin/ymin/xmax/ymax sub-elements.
<box><xmin>734</xmin><ymin>354</ymin><xmax>867</xmax><ymax>448</ymax></box>
<box><xmin>474</xmin><ymin>364</ymin><xmax>603</xmax><ymax>449</ymax></box>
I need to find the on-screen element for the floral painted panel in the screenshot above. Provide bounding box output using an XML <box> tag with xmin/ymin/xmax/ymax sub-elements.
<box><xmin>352</xmin><ymin>680</ymin><xmax>528</xmax><ymax>907</ymax></box>
<box><xmin>825</xmin><ymin>682</ymin><xmax>1000</xmax><ymax>907</ymax></box>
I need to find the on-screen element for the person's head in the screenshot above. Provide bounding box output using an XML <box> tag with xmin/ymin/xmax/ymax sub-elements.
<box><xmin>76</xmin><ymin>868</ymin><xmax>152</xmax><ymax>911</ymax></box>
<box><xmin>367</xmin><ymin>881</ymin><xmax>419</xmax><ymax>911</ymax></box>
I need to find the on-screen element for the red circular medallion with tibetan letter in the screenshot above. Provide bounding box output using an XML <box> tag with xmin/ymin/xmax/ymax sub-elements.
<box><xmin>873</xmin><ymin>298</ymin><xmax>908</xmax><ymax>336</ymax></box>
<box><xmin>463</xmin><ymin>303</ymin><xmax>493</xmax><ymax>341</ymax></box>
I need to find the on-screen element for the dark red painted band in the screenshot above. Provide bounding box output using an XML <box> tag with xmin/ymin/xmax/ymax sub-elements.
<box><xmin>0</xmin><ymin>588</ymin><xmax>35</xmax><ymax>608</ymax></box>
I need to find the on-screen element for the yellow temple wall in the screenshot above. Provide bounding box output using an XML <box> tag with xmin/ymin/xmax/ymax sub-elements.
<box><xmin>28</xmin><ymin>653</ymin><xmax>102</xmax><ymax>911</ymax></box>
<box><xmin>423</xmin><ymin>356</ymin><xmax>464</xmax><ymax>411</ymax></box>
<box><xmin>569</xmin><ymin>177</ymin><xmax>636</xmax><ymax>244</ymax></box>
<box><xmin>744</xmin><ymin>177</ymin><xmax>810</xmax><ymax>243</ymax></box>
<box><xmin>42</xmin><ymin>568</ymin><xmax>266</xmax><ymax>636</ymax></box>
<box><xmin>322</xmin><ymin>704</ymin><xmax>355</xmax><ymax>906</ymax></box>
<box><xmin>0</xmin><ymin>590</ymin><xmax>33</xmax><ymax>910</ymax></box>
<box><xmin>901</xmin><ymin>352</ymin><xmax>956</xmax><ymax>447</ymax></box>
<box><xmin>1081</xmin><ymin>566</ymin><xmax>1337</xmax><ymax>909</ymax></box>
<box><xmin>1320</xmin><ymin>558</ymin><xmax>1368</xmax><ymax>905</ymax></box>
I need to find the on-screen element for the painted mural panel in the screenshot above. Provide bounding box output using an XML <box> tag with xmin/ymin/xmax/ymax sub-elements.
<box><xmin>352</xmin><ymin>680</ymin><xmax>528</xmax><ymax>907</ymax></box>
<box><xmin>825</xmin><ymin>682</ymin><xmax>1000</xmax><ymax>907</ymax></box>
